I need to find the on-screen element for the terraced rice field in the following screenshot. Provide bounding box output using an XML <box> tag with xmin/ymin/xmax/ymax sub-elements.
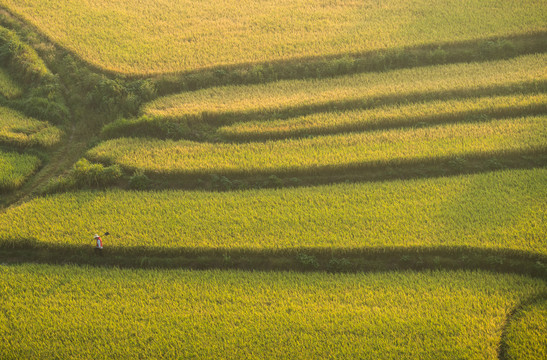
<box><xmin>0</xmin><ymin>149</ymin><xmax>40</xmax><ymax>191</ymax></box>
<box><xmin>503</xmin><ymin>298</ymin><xmax>547</xmax><ymax>360</ymax></box>
<box><xmin>90</xmin><ymin>116</ymin><xmax>546</xmax><ymax>176</ymax></box>
<box><xmin>142</xmin><ymin>54</ymin><xmax>546</xmax><ymax>121</ymax></box>
<box><xmin>1</xmin><ymin>0</ymin><xmax>544</xmax><ymax>74</ymax></box>
<box><xmin>0</xmin><ymin>1</ymin><xmax>545</xmax><ymax>358</ymax></box>
<box><xmin>1</xmin><ymin>265</ymin><xmax>544</xmax><ymax>360</ymax></box>
<box><xmin>219</xmin><ymin>94</ymin><xmax>547</xmax><ymax>140</ymax></box>
<box><xmin>0</xmin><ymin>68</ymin><xmax>21</xmax><ymax>98</ymax></box>
<box><xmin>1</xmin><ymin>169</ymin><xmax>544</xmax><ymax>253</ymax></box>
<box><xmin>0</xmin><ymin>106</ymin><xmax>63</xmax><ymax>147</ymax></box>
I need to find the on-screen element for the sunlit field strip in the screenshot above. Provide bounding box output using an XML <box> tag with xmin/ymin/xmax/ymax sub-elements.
<box><xmin>143</xmin><ymin>54</ymin><xmax>547</xmax><ymax>121</ymax></box>
<box><xmin>88</xmin><ymin>116</ymin><xmax>546</xmax><ymax>176</ymax></box>
<box><xmin>503</xmin><ymin>298</ymin><xmax>547</xmax><ymax>360</ymax></box>
<box><xmin>1</xmin><ymin>169</ymin><xmax>545</xmax><ymax>253</ymax></box>
<box><xmin>0</xmin><ymin>106</ymin><xmax>63</xmax><ymax>147</ymax></box>
<box><xmin>219</xmin><ymin>93</ymin><xmax>547</xmax><ymax>140</ymax></box>
<box><xmin>0</xmin><ymin>149</ymin><xmax>40</xmax><ymax>191</ymax></box>
<box><xmin>0</xmin><ymin>266</ymin><xmax>544</xmax><ymax>360</ymax></box>
<box><xmin>1</xmin><ymin>0</ymin><xmax>544</xmax><ymax>74</ymax></box>
<box><xmin>0</xmin><ymin>68</ymin><xmax>21</xmax><ymax>99</ymax></box>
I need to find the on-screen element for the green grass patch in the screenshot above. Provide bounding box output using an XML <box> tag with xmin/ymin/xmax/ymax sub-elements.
<box><xmin>219</xmin><ymin>93</ymin><xmax>547</xmax><ymax>140</ymax></box>
<box><xmin>0</xmin><ymin>106</ymin><xmax>63</xmax><ymax>147</ymax></box>
<box><xmin>0</xmin><ymin>266</ymin><xmax>544</xmax><ymax>360</ymax></box>
<box><xmin>0</xmin><ymin>148</ymin><xmax>40</xmax><ymax>191</ymax></box>
<box><xmin>0</xmin><ymin>169</ymin><xmax>545</xmax><ymax>253</ymax></box>
<box><xmin>89</xmin><ymin>116</ymin><xmax>546</xmax><ymax>177</ymax></box>
<box><xmin>1</xmin><ymin>0</ymin><xmax>544</xmax><ymax>74</ymax></box>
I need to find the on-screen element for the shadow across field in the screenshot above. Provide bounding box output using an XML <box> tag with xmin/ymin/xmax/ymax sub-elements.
<box><xmin>1</xmin><ymin>240</ymin><xmax>546</xmax><ymax>279</ymax></box>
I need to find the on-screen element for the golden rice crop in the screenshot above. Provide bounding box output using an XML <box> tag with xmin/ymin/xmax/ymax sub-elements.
<box><xmin>0</xmin><ymin>169</ymin><xmax>544</xmax><ymax>253</ymax></box>
<box><xmin>0</xmin><ymin>149</ymin><xmax>41</xmax><ymax>191</ymax></box>
<box><xmin>503</xmin><ymin>298</ymin><xmax>547</xmax><ymax>360</ymax></box>
<box><xmin>219</xmin><ymin>93</ymin><xmax>547</xmax><ymax>140</ymax></box>
<box><xmin>1</xmin><ymin>0</ymin><xmax>544</xmax><ymax>74</ymax></box>
<box><xmin>0</xmin><ymin>266</ymin><xmax>544</xmax><ymax>359</ymax></box>
<box><xmin>143</xmin><ymin>54</ymin><xmax>547</xmax><ymax>121</ymax></box>
<box><xmin>88</xmin><ymin>116</ymin><xmax>546</xmax><ymax>176</ymax></box>
<box><xmin>0</xmin><ymin>106</ymin><xmax>63</xmax><ymax>147</ymax></box>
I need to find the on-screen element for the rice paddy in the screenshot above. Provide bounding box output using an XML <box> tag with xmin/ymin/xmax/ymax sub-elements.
<box><xmin>0</xmin><ymin>68</ymin><xmax>22</xmax><ymax>99</ymax></box>
<box><xmin>1</xmin><ymin>0</ymin><xmax>545</xmax><ymax>74</ymax></box>
<box><xmin>0</xmin><ymin>149</ymin><xmax>40</xmax><ymax>191</ymax></box>
<box><xmin>219</xmin><ymin>93</ymin><xmax>547</xmax><ymax>140</ymax></box>
<box><xmin>0</xmin><ymin>1</ymin><xmax>545</xmax><ymax>358</ymax></box>
<box><xmin>0</xmin><ymin>265</ymin><xmax>544</xmax><ymax>360</ymax></box>
<box><xmin>141</xmin><ymin>54</ymin><xmax>546</xmax><ymax>122</ymax></box>
<box><xmin>0</xmin><ymin>106</ymin><xmax>63</xmax><ymax>147</ymax></box>
<box><xmin>1</xmin><ymin>169</ymin><xmax>544</xmax><ymax>254</ymax></box>
<box><xmin>89</xmin><ymin>116</ymin><xmax>546</xmax><ymax>177</ymax></box>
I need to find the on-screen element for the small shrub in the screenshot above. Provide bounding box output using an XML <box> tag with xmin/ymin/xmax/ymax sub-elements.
<box><xmin>328</xmin><ymin>258</ymin><xmax>351</xmax><ymax>271</ymax></box>
<box><xmin>264</xmin><ymin>175</ymin><xmax>283</xmax><ymax>188</ymax></box>
<box><xmin>480</xmin><ymin>39</ymin><xmax>516</xmax><ymax>59</ymax></box>
<box><xmin>297</xmin><ymin>253</ymin><xmax>319</xmax><ymax>269</ymax></box>
<box><xmin>129</xmin><ymin>170</ymin><xmax>152</xmax><ymax>190</ymax></box>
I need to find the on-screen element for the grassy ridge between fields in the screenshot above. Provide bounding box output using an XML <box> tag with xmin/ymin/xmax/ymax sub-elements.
<box><xmin>0</xmin><ymin>266</ymin><xmax>545</xmax><ymax>360</ymax></box>
<box><xmin>1</xmin><ymin>0</ymin><xmax>544</xmax><ymax>75</ymax></box>
<box><xmin>0</xmin><ymin>169</ymin><xmax>545</xmax><ymax>254</ymax></box>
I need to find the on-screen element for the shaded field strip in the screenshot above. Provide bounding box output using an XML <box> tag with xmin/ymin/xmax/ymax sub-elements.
<box><xmin>1</xmin><ymin>243</ymin><xmax>545</xmax><ymax>278</ymax></box>
<box><xmin>498</xmin><ymin>292</ymin><xmax>547</xmax><ymax>360</ymax></box>
<box><xmin>152</xmin><ymin>31</ymin><xmax>547</xmax><ymax>93</ymax></box>
<box><xmin>138</xmin><ymin>150</ymin><xmax>546</xmax><ymax>191</ymax></box>
<box><xmin>104</xmin><ymin>82</ymin><xmax>546</xmax><ymax>140</ymax></box>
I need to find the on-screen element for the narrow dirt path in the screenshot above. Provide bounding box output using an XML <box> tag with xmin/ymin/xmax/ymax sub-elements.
<box><xmin>0</xmin><ymin>121</ymin><xmax>90</xmax><ymax>211</ymax></box>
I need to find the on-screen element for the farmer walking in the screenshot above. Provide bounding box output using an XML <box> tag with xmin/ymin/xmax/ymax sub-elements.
<box><xmin>94</xmin><ymin>234</ymin><xmax>103</xmax><ymax>253</ymax></box>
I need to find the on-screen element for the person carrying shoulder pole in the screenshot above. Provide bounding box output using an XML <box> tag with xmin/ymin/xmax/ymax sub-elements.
<box><xmin>94</xmin><ymin>234</ymin><xmax>103</xmax><ymax>250</ymax></box>
<box><xmin>93</xmin><ymin>232</ymin><xmax>109</xmax><ymax>255</ymax></box>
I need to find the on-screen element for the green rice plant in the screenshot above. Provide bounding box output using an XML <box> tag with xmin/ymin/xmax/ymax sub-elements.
<box><xmin>1</xmin><ymin>0</ymin><xmax>544</xmax><ymax>74</ymax></box>
<box><xmin>0</xmin><ymin>106</ymin><xmax>63</xmax><ymax>147</ymax></box>
<box><xmin>0</xmin><ymin>67</ymin><xmax>22</xmax><ymax>98</ymax></box>
<box><xmin>0</xmin><ymin>266</ymin><xmax>544</xmax><ymax>359</ymax></box>
<box><xmin>88</xmin><ymin>116</ymin><xmax>546</xmax><ymax>177</ymax></box>
<box><xmin>0</xmin><ymin>169</ymin><xmax>544</xmax><ymax>253</ymax></box>
<box><xmin>0</xmin><ymin>25</ymin><xmax>50</xmax><ymax>83</ymax></box>
<box><xmin>141</xmin><ymin>54</ymin><xmax>547</xmax><ymax>124</ymax></box>
<box><xmin>502</xmin><ymin>298</ymin><xmax>547</xmax><ymax>360</ymax></box>
<box><xmin>219</xmin><ymin>93</ymin><xmax>547</xmax><ymax>140</ymax></box>
<box><xmin>0</xmin><ymin>149</ymin><xmax>41</xmax><ymax>191</ymax></box>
